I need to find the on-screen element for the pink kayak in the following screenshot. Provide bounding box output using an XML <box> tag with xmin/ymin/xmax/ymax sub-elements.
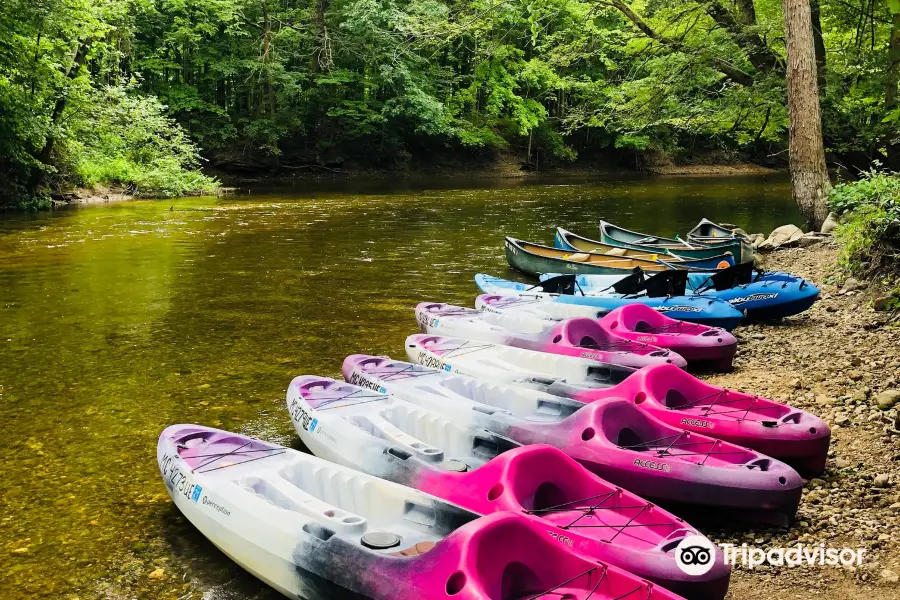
<box><xmin>341</xmin><ymin>356</ymin><xmax>804</xmax><ymax>527</ymax></box>
<box><xmin>572</xmin><ymin>363</ymin><xmax>831</xmax><ymax>476</ymax></box>
<box><xmin>291</xmin><ymin>375</ymin><xmax>728</xmax><ymax>599</ymax></box>
<box><xmin>160</xmin><ymin>425</ymin><xmax>682</xmax><ymax>600</ymax></box>
<box><xmin>417</xmin><ymin>301</ymin><xmax>688</xmax><ymax>370</ymax></box>
<box><xmin>418</xmin><ymin>445</ymin><xmax>731</xmax><ymax>600</ymax></box>
<box><xmin>598</xmin><ymin>304</ymin><xmax>737</xmax><ymax>371</ymax></box>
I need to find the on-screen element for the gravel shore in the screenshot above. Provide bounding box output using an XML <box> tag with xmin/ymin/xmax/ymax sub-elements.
<box><xmin>709</xmin><ymin>242</ymin><xmax>899</xmax><ymax>599</ymax></box>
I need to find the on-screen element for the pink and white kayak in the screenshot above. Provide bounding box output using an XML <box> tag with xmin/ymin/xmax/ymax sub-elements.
<box><xmin>406</xmin><ymin>333</ymin><xmax>636</xmax><ymax>394</ymax></box>
<box><xmin>416</xmin><ymin>301</ymin><xmax>688</xmax><ymax>370</ymax></box>
<box><xmin>339</xmin><ymin>357</ymin><xmax>805</xmax><ymax>527</ymax></box>
<box><xmin>597</xmin><ymin>304</ymin><xmax>737</xmax><ymax>371</ymax></box>
<box><xmin>476</xmin><ymin>295</ymin><xmax>736</xmax><ymax>370</ymax></box>
<box><xmin>160</xmin><ymin>425</ymin><xmax>680</xmax><ymax>600</ymax></box>
<box><xmin>572</xmin><ymin>363</ymin><xmax>831</xmax><ymax>476</ymax></box>
<box><xmin>288</xmin><ymin>376</ymin><xmax>729</xmax><ymax>599</ymax></box>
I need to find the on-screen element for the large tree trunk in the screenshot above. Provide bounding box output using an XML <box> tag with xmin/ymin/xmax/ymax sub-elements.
<box><xmin>810</xmin><ymin>0</ymin><xmax>827</xmax><ymax>89</ymax></box>
<box><xmin>885</xmin><ymin>8</ymin><xmax>900</xmax><ymax>169</ymax></box>
<box><xmin>782</xmin><ymin>0</ymin><xmax>831</xmax><ymax>231</ymax></box>
<box><xmin>28</xmin><ymin>41</ymin><xmax>90</xmax><ymax>193</ymax></box>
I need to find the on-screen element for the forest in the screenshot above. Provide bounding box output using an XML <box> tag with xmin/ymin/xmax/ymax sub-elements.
<box><xmin>1</xmin><ymin>0</ymin><xmax>899</xmax><ymax>207</ymax></box>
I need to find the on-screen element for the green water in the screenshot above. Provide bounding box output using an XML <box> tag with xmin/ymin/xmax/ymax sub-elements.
<box><xmin>0</xmin><ymin>175</ymin><xmax>800</xmax><ymax>599</ymax></box>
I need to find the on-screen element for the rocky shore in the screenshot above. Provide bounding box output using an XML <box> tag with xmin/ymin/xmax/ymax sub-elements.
<box><xmin>708</xmin><ymin>242</ymin><xmax>899</xmax><ymax>599</ymax></box>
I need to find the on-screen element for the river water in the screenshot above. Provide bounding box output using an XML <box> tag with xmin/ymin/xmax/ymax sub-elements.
<box><xmin>0</xmin><ymin>175</ymin><xmax>800</xmax><ymax>599</ymax></box>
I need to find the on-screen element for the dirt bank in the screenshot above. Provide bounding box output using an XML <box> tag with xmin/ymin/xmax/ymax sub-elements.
<box><xmin>710</xmin><ymin>242</ymin><xmax>900</xmax><ymax>599</ymax></box>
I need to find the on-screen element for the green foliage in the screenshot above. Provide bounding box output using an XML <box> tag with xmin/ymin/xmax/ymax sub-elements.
<box><xmin>829</xmin><ymin>171</ymin><xmax>900</xmax><ymax>277</ymax></box>
<box><xmin>2</xmin><ymin>0</ymin><xmax>900</xmax><ymax>207</ymax></box>
<box><xmin>63</xmin><ymin>85</ymin><xmax>219</xmax><ymax>197</ymax></box>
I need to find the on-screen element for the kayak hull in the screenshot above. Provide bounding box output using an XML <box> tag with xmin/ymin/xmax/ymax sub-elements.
<box><xmin>597</xmin><ymin>304</ymin><xmax>738</xmax><ymax>371</ymax></box>
<box><xmin>342</xmin><ymin>357</ymin><xmax>804</xmax><ymax>527</ymax></box>
<box><xmin>416</xmin><ymin>301</ymin><xmax>688</xmax><ymax>370</ymax></box>
<box><xmin>475</xmin><ymin>274</ymin><xmax>745</xmax><ymax>331</ymax></box>
<box><xmin>572</xmin><ymin>364</ymin><xmax>831</xmax><ymax>476</ymax></box>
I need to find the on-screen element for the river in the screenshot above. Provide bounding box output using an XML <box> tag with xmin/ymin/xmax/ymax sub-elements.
<box><xmin>0</xmin><ymin>175</ymin><xmax>800</xmax><ymax>599</ymax></box>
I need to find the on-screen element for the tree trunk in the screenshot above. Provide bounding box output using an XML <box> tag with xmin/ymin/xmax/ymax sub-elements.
<box><xmin>782</xmin><ymin>0</ymin><xmax>831</xmax><ymax>231</ymax></box>
<box><xmin>734</xmin><ymin>0</ymin><xmax>757</xmax><ymax>25</ymax></box>
<box><xmin>313</xmin><ymin>0</ymin><xmax>331</xmax><ymax>72</ymax></box>
<box><xmin>28</xmin><ymin>41</ymin><xmax>90</xmax><ymax>192</ymax></box>
<box><xmin>885</xmin><ymin>7</ymin><xmax>900</xmax><ymax>169</ymax></box>
<box><xmin>810</xmin><ymin>0</ymin><xmax>827</xmax><ymax>89</ymax></box>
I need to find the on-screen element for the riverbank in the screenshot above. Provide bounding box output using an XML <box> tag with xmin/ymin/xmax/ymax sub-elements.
<box><xmin>215</xmin><ymin>155</ymin><xmax>778</xmax><ymax>186</ymax></box>
<box><xmin>710</xmin><ymin>242</ymin><xmax>900</xmax><ymax>598</ymax></box>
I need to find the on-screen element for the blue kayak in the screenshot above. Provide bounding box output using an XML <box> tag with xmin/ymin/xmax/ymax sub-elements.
<box><xmin>540</xmin><ymin>267</ymin><xmax>819</xmax><ymax>321</ymax></box>
<box><xmin>475</xmin><ymin>273</ymin><xmax>745</xmax><ymax>330</ymax></box>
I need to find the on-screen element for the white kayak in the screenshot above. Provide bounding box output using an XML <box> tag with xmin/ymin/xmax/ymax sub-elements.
<box><xmin>415</xmin><ymin>301</ymin><xmax>687</xmax><ymax>370</ymax></box>
<box><xmin>160</xmin><ymin>425</ymin><xmax>653</xmax><ymax>600</ymax></box>
<box><xmin>157</xmin><ymin>424</ymin><xmax>500</xmax><ymax>600</ymax></box>
<box><xmin>405</xmin><ymin>333</ymin><xmax>635</xmax><ymax>396</ymax></box>
<box><xmin>476</xmin><ymin>293</ymin><xmax>610</xmax><ymax>320</ymax></box>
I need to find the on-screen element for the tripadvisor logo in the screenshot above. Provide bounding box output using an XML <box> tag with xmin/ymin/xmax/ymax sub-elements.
<box><xmin>675</xmin><ymin>535</ymin><xmax>718</xmax><ymax>576</ymax></box>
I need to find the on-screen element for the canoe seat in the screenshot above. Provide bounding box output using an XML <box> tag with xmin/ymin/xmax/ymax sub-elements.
<box><xmin>568</xmin><ymin>253</ymin><xmax>591</xmax><ymax>262</ymax></box>
<box><xmin>389</xmin><ymin>541</ymin><xmax>436</xmax><ymax>557</ymax></box>
<box><xmin>604</xmin><ymin>248</ymin><xmax>628</xmax><ymax>256</ymax></box>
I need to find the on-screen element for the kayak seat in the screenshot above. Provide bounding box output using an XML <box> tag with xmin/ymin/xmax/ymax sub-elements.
<box><xmin>389</xmin><ymin>541</ymin><xmax>436</xmax><ymax>557</ymax></box>
<box><xmin>243</xmin><ymin>475</ymin><xmax>369</xmax><ymax>533</ymax></box>
<box><xmin>616</xmin><ymin>427</ymin><xmax>646</xmax><ymax>450</ymax></box>
<box><xmin>663</xmin><ymin>389</ymin><xmax>690</xmax><ymax>409</ymax></box>
<box><xmin>568</xmin><ymin>253</ymin><xmax>591</xmax><ymax>262</ymax></box>
<box><xmin>633</xmin><ymin>321</ymin><xmax>655</xmax><ymax>333</ymax></box>
<box><xmin>347</xmin><ymin>413</ymin><xmax>445</xmax><ymax>464</ymax></box>
<box><xmin>604</xmin><ymin>248</ymin><xmax>628</xmax><ymax>256</ymax></box>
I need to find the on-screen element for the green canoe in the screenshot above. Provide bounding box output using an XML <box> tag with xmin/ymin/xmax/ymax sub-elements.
<box><xmin>599</xmin><ymin>220</ymin><xmax>753</xmax><ymax>263</ymax></box>
<box><xmin>504</xmin><ymin>236</ymin><xmax>724</xmax><ymax>278</ymax></box>
<box><xmin>554</xmin><ymin>228</ymin><xmax>736</xmax><ymax>270</ymax></box>
<box><xmin>686</xmin><ymin>218</ymin><xmax>755</xmax><ymax>258</ymax></box>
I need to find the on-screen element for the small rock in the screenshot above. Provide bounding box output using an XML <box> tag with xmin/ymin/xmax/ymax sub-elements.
<box><xmin>874</xmin><ymin>474</ymin><xmax>891</xmax><ymax>488</ymax></box>
<box><xmin>821</xmin><ymin>212</ymin><xmax>839</xmax><ymax>234</ymax></box>
<box><xmin>835</xmin><ymin>415</ymin><xmax>851</xmax><ymax>426</ymax></box>
<box><xmin>876</xmin><ymin>390</ymin><xmax>900</xmax><ymax>410</ymax></box>
<box><xmin>840</xmin><ymin>277</ymin><xmax>866</xmax><ymax>294</ymax></box>
<box><xmin>759</xmin><ymin>224</ymin><xmax>804</xmax><ymax>251</ymax></box>
<box><xmin>848</xmin><ymin>370</ymin><xmax>863</xmax><ymax>381</ymax></box>
<box><xmin>798</xmin><ymin>232</ymin><xmax>825</xmax><ymax>247</ymax></box>
<box><xmin>881</xmin><ymin>569</ymin><xmax>899</xmax><ymax>584</ymax></box>
<box><xmin>835</xmin><ymin>458</ymin><xmax>851</xmax><ymax>469</ymax></box>
<box><xmin>874</xmin><ymin>295</ymin><xmax>895</xmax><ymax>311</ymax></box>
<box><xmin>148</xmin><ymin>568</ymin><xmax>166</xmax><ymax>580</ymax></box>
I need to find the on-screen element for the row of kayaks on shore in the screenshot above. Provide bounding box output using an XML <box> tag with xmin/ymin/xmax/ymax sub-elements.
<box><xmin>157</xmin><ymin>219</ymin><xmax>824</xmax><ymax>600</ymax></box>
<box><xmin>159</xmin><ymin>298</ymin><xmax>831</xmax><ymax>600</ymax></box>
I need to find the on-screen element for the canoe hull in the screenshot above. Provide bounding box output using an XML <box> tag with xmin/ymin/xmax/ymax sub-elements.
<box><xmin>599</xmin><ymin>221</ymin><xmax>752</xmax><ymax>262</ymax></box>
<box><xmin>553</xmin><ymin>228</ymin><xmax>736</xmax><ymax>270</ymax></box>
